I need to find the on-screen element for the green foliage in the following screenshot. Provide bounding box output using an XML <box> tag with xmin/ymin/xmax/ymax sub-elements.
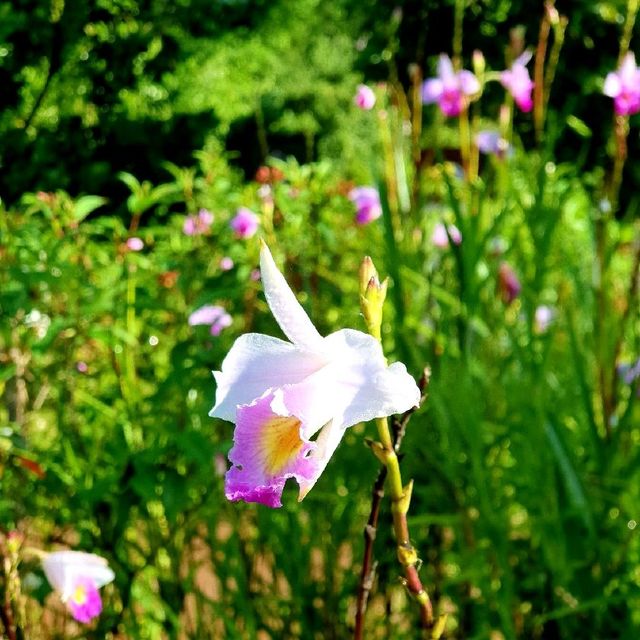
<box><xmin>2</xmin><ymin>1</ymin><xmax>640</xmax><ymax>639</ymax></box>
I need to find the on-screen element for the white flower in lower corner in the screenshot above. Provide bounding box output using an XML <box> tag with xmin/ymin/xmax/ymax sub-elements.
<box><xmin>42</xmin><ymin>550</ymin><xmax>114</xmax><ymax>624</ymax></box>
<box><xmin>209</xmin><ymin>242</ymin><xmax>420</xmax><ymax>508</ymax></box>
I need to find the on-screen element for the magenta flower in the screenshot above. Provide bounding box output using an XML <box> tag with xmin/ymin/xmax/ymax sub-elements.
<box><xmin>230</xmin><ymin>207</ymin><xmax>260</xmax><ymax>238</ymax></box>
<box><xmin>476</xmin><ymin>130</ymin><xmax>511</xmax><ymax>158</ymax></box>
<box><xmin>210</xmin><ymin>243</ymin><xmax>420</xmax><ymax>508</ymax></box>
<box><xmin>183</xmin><ymin>208</ymin><xmax>214</xmax><ymax>236</ymax></box>
<box><xmin>354</xmin><ymin>84</ymin><xmax>376</xmax><ymax>110</ymax></box>
<box><xmin>422</xmin><ymin>54</ymin><xmax>480</xmax><ymax>117</ymax></box>
<box><xmin>42</xmin><ymin>551</ymin><xmax>114</xmax><ymax>624</ymax></box>
<box><xmin>603</xmin><ymin>52</ymin><xmax>640</xmax><ymax>116</ymax></box>
<box><xmin>126</xmin><ymin>237</ymin><xmax>144</xmax><ymax>251</ymax></box>
<box><xmin>189</xmin><ymin>304</ymin><xmax>232</xmax><ymax>336</ymax></box>
<box><xmin>348</xmin><ymin>187</ymin><xmax>382</xmax><ymax>225</ymax></box>
<box><xmin>500</xmin><ymin>52</ymin><xmax>534</xmax><ymax>112</ymax></box>
<box><xmin>432</xmin><ymin>223</ymin><xmax>462</xmax><ymax>248</ymax></box>
<box><xmin>498</xmin><ymin>262</ymin><xmax>521</xmax><ymax>304</ymax></box>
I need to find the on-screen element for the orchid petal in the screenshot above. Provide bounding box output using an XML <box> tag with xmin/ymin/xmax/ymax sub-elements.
<box><xmin>225</xmin><ymin>389</ymin><xmax>318</xmax><ymax>507</ymax></box>
<box><xmin>297</xmin><ymin>419</ymin><xmax>346</xmax><ymax>499</ymax></box>
<box><xmin>210</xmin><ymin>333</ymin><xmax>326</xmax><ymax>422</ymax></box>
<box><xmin>68</xmin><ymin>578</ymin><xmax>103</xmax><ymax>623</ymax></box>
<box><xmin>421</xmin><ymin>78</ymin><xmax>443</xmax><ymax>103</ymax></box>
<box><xmin>458</xmin><ymin>70</ymin><xmax>480</xmax><ymax>95</ymax></box>
<box><xmin>620</xmin><ymin>52</ymin><xmax>638</xmax><ymax>84</ymax></box>
<box><xmin>272</xmin><ymin>366</ymin><xmax>340</xmax><ymax>437</ymax></box>
<box><xmin>189</xmin><ymin>305</ymin><xmax>224</xmax><ymax>326</ymax></box>
<box><xmin>603</xmin><ymin>72</ymin><xmax>621</xmax><ymax>97</ymax></box>
<box><xmin>437</xmin><ymin>54</ymin><xmax>455</xmax><ymax>82</ymax></box>
<box><xmin>323</xmin><ymin>329</ymin><xmax>420</xmax><ymax>427</ymax></box>
<box><xmin>515</xmin><ymin>50</ymin><xmax>533</xmax><ymax>67</ymax></box>
<box><xmin>295</xmin><ymin>357</ymin><xmax>420</xmax><ymax>500</ymax></box>
<box><xmin>42</xmin><ymin>551</ymin><xmax>114</xmax><ymax>600</ymax></box>
<box><xmin>259</xmin><ymin>242</ymin><xmax>325</xmax><ymax>351</ymax></box>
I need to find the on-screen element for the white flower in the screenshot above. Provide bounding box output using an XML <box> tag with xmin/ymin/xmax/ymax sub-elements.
<box><xmin>209</xmin><ymin>242</ymin><xmax>420</xmax><ymax>507</ymax></box>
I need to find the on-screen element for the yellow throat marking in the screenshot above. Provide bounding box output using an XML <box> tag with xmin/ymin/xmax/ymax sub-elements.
<box><xmin>260</xmin><ymin>416</ymin><xmax>304</xmax><ymax>476</ymax></box>
<box><xmin>72</xmin><ymin>584</ymin><xmax>88</xmax><ymax>605</ymax></box>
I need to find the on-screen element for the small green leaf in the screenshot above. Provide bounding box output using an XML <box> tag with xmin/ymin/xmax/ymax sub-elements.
<box><xmin>73</xmin><ymin>195</ymin><xmax>108</xmax><ymax>222</ymax></box>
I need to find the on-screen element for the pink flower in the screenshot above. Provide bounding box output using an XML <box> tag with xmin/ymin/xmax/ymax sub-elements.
<box><xmin>42</xmin><ymin>551</ymin><xmax>114</xmax><ymax>624</ymax></box>
<box><xmin>76</xmin><ymin>361</ymin><xmax>88</xmax><ymax>374</ymax></box>
<box><xmin>348</xmin><ymin>187</ymin><xmax>382</xmax><ymax>225</ymax></box>
<box><xmin>603</xmin><ymin>52</ymin><xmax>640</xmax><ymax>116</ymax></box>
<box><xmin>126</xmin><ymin>237</ymin><xmax>144</xmax><ymax>251</ymax></box>
<box><xmin>500</xmin><ymin>52</ymin><xmax>534</xmax><ymax>112</ymax></box>
<box><xmin>250</xmin><ymin>268</ymin><xmax>261</xmax><ymax>281</ymax></box>
<box><xmin>189</xmin><ymin>305</ymin><xmax>232</xmax><ymax>336</ymax></box>
<box><xmin>210</xmin><ymin>243</ymin><xmax>420</xmax><ymax>507</ymax></box>
<box><xmin>354</xmin><ymin>84</ymin><xmax>376</xmax><ymax>110</ymax></box>
<box><xmin>220</xmin><ymin>256</ymin><xmax>234</xmax><ymax>271</ymax></box>
<box><xmin>422</xmin><ymin>54</ymin><xmax>480</xmax><ymax>117</ymax></box>
<box><xmin>498</xmin><ymin>262</ymin><xmax>521</xmax><ymax>304</ymax></box>
<box><xmin>432</xmin><ymin>223</ymin><xmax>462</xmax><ymax>248</ymax></box>
<box><xmin>230</xmin><ymin>207</ymin><xmax>260</xmax><ymax>238</ymax></box>
<box><xmin>183</xmin><ymin>208</ymin><xmax>214</xmax><ymax>236</ymax></box>
<box><xmin>476</xmin><ymin>130</ymin><xmax>511</xmax><ymax>158</ymax></box>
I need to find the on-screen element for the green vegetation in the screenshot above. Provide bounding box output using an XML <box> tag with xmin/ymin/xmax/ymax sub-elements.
<box><xmin>1</xmin><ymin>1</ymin><xmax>640</xmax><ymax>638</ymax></box>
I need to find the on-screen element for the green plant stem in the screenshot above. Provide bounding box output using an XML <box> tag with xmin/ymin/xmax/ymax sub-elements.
<box><xmin>453</xmin><ymin>0</ymin><xmax>464</xmax><ymax>64</ymax></box>
<box><xmin>533</xmin><ymin>7</ymin><xmax>551</xmax><ymax>144</ymax></box>
<box><xmin>619</xmin><ymin>0</ymin><xmax>639</xmax><ymax>63</ymax></box>
<box><xmin>374</xmin><ymin>416</ymin><xmax>434</xmax><ymax>629</ymax></box>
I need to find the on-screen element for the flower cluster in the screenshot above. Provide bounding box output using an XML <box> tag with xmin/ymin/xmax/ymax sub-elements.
<box><xmin>183</xmin><ymin>208</ymin><xmax>214</xmax><ymax>236</ymax></box>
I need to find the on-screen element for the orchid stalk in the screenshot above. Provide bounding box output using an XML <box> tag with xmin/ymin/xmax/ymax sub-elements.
<box><xmin>356</xmin><ymin>258</ymin><xmax>445</xmax><ymax>638</ymax></box>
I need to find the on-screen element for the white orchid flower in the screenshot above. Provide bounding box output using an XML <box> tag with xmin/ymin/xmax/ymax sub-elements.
<box><xmin>42</xmin><ymin>550</ymin><xmax>115</xmax><ymax>624</ymax></box>
<box><xmin>210</xmin><ymin>242</ymin><xmax>420</xmax><ymax>507</ymax></box>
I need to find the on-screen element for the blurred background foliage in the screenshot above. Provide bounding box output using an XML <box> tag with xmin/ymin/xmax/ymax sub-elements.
<box><xmin>0</xmin><ymin>0</ymin><xmax>635</xmax><ymax>204</ymax></box>
<box><xmin>2</xmin><ymin>0</ymin><xmax>640</xmax><ymax>639</ymax></box>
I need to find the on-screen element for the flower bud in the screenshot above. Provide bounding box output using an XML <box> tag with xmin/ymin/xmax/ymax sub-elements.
<box><xmin>472</xmin><ymin>49</ymin><xmax>486</xmax><ymax>80</ymax></box>
<box><xmin>359</xmin><ymin>257</ymin><xmax>388</xmax><ymax>340</ymax></box>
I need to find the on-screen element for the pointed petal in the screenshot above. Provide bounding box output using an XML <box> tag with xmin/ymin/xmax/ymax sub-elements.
<box><xmin>603</xmin><ymin>72</ymin><xmax>621</xmax><ymax>97</ymax></box>
<box><xmin>210</xmin><ymin>333</ymin><xmax>326</xmax><ymax>422</ymax></box>
<box><xmin>458</xmin><ymin>70</ymin><xmax>480</xmax><ymax>95</ymax></box>
<box><xmin>421</xmin><ymin>78</ymin><xmax>443</xmax><ymax>103</ymax></box>
<box><xmin>515</xmin><ymin>50</ymin><xmax>533</xmax><ymax>67</ymax></box>
<box><xmin>260</xmin><ymin>242</ymin><xmax>324</xmax><ymax>350</ymax></box>
<box><xmin>620</xmin><ymin>52</ymin><xmax>638</xmax><ymax>85</ymax></box>
<box><xmin>437</xmin><ymin>54</ymin><xmax>455</xmax><ymax>82</ymax></box>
